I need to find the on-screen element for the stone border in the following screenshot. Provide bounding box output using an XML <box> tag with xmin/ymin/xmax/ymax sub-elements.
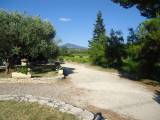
<box><xmin>0</xmin><ymin>94</ymin><xmax>94</xmax><ymax>120</ymax></box>
<box><xmin>0</xmin><ymin>78</ymin><xmax>58</xmax><ymax>84</ymax></box>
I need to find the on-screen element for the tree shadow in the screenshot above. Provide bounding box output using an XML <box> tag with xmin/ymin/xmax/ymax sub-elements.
<box><xmin>153</xmin><ymin>90</ymin><xmax>160</xmax><ymax>104</ymax></box>
<box><xmin>30</xmin><ymin>64</ymin><xmax>56</xmax><ymax>78</ymax></box>
<box><xmin>118</xmin><ymin>71</ymin><xmax>139</xmax><ymax>81</ymax></box>
<box><xmin>63</xmin><ymin>67</ymin><xmax>75</xmax><ymax>76</ymax></box>
<box><xmin>118</xmin><ymin>70</ymin><xmax>160</xmax><ymax>87</ymax></box>
<box><xmin>31</xmin><ymin>75</ymin><xmax>42</xmax><ymax>78</ymax></box>
<box><xmin>31</xmin><ymin>64</ymin><xmax>56</xmax><ymax>74</ymax></box>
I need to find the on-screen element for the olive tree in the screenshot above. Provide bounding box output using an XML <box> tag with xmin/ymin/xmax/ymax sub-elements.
<box><xmin>0</xmin><ymin>10</ymin><xmax>57</xmax><ymax>74</ymax></box>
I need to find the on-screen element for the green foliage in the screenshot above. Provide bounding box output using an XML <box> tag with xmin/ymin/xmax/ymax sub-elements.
<box><xmin>60</xmin><ymin>47</ymin><xmax>87</xmax><ymax>56</ymax></box>
<box><xmin>121</xmin><ymin>58</ymin><xmax>139</xmax><ymax>74</ymax></box>
<box><xmin>127</xmin><ymin>28</ymin><xmax>138</xmax><ymax>45</ymax></box>
<box><xmin>88</xmin><ymin>11</ymin><xmax>107</xmax><ymax>66</ymax></box>
<box><xmin>137</xmin><ymin>18</ymin><xmax>160</xmax><ymax>77</ymax></box>
<box><xmin>17</xmin><ymin>66</ymin><xmax>28</xmax><ymax>74</ymax></box>
<box><xmin>126</xmin><ymin>44</ymin><xmax>141</xmax><ymax>59</ymax></box>
<box><xmin>63</xmin><ymin>54</ymin><xmax>90</xmax><ymax>63</ymax></box>
<box><xmin>126</xmin><ymin>28</ymin><xmax>140</xmax><ymax>60</ymax></box>
<box><xmin>58</xmin><ymin>56</ymin><xmax>64</xmax><ymax>62</ymax></box>
<box><xmin>0</xmin><ymin>10</ymin><xmax>59</xmax><ymax>73</ymax></box>
<box><xmin>106</xmin><ymin>29</ymin><xmax>125</xmax><ymax>68</ymax></box>
<box><xmin>60</xmin><ymin>46</ymin><xmax>89</xmax><ymax>63</ymax></box>
<box><xmin>123</xmin><ymin>18</ymin><xmax>160</xmax><ymax>80</ymax></box>
<box><xmin>111</xmin><ymin>0</ymin><xmax>160</xmax><ymax>18</ymax></box>
<box><xmin>88</xmin><ymin>11</ymin><xmax>160</xmax><ymax>81</ymax></box>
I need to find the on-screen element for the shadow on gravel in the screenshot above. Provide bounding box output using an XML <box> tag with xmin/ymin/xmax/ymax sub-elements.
<box><xmin>118</xmin><ymin>71</ymin><xmax>160</xmax><ymax>86</ymax></box>
<box><xmin>153</xmin><ymin>90</ymin><xmax>160</xmax><ymax>104</ymax></box>
<box><xmin>63</xmin><ymin>67</ymin><xmax>75</xmax><ymax>76</ymax></box>
<box><xmin>117</xmin><ymin>71</ymin><xmax>139</xmax><ymax>81</ymax></box>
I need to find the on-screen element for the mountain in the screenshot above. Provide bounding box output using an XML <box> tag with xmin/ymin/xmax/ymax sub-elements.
<box><xmin>62</xmin><ymin>43</ymin><xmax>87</xmax><ymax>50</ymax></box>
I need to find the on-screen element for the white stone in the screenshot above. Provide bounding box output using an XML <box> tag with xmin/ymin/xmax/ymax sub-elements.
<box><xmin>59</xmin><ymin>101</ymin><xmax>65</xmax><ymax>105</ymax></box>
<box><xmin>25</xmin><ymin>95</ymin><xmax>33</xmax><ymax>99</ymax></box>
<box><xmin>81</xmin><ymin>110</ymin><xmax>94</xmax><ymax>120</ymax></box>
<box><xmin>58</xmin><ymin>70</ymin><xmax>63</xmax><ymax>75</ymax></box>
<box><xmin>46</xmin><ymin>102</ymin><xmax>55</xmax><ymax>107</ymax></box>
<box><xmin>19</xmin><ymin>96</ymin><xmax>29</xmax><ymax>101</ymax></box>
<box><xmin>0</xmin><ymin>95</ymin><xmax>15</xmax><ymax>100</ymax></box>
<box><xmin>12</xmin><ymin>72</ymin><xmax>31</xmax><ymax>78</ymax></box>
<box><xmin>69</xmin><ymin>106</ymin><xmax>83</xmax><ymax>115</ymax></box>
<box><xmin>21</xmin><ymin>62</ymin><xmax>27</xmax><ymax>66</ymax></box>
<box><xmin>28</xmin><ymin>98</ymin><xmax>38</xmax><ymax>102</ymax></box>
<box><xmin>64</xmin><ymin>104</ymin><xmax>74</xmax><ymax>110</ymax></box>
<box><xmin>59</xmin><ymin>108</ymin><xmax>67</xmax><ymax>112</ymax></box>
<box><xmin>38</xmin><ymin>99</ymin><xmax>48</xmax><ymax>105</ymax></box>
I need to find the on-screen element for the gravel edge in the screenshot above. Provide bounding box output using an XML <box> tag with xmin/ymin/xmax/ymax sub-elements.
<box><xmin>0</xmin><ymin>94</ymin><xmax>94</xmax><ymax>120</ymax></box>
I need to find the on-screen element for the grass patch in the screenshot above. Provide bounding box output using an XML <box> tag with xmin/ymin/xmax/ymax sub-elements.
<box><xmin>63</xmin><ymin>55</ymin><xmax>90</xmax><ymax>63</ymax></box>
<box><xmin>0</xmin><ymin>100</ymin><xmax>77</xmax><ymax>120</ymax></box>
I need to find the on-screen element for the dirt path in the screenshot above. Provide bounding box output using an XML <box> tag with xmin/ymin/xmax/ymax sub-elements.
<box><xmin>0</xmin><ymin>62</ymin><xmax>159</xmax><ymax>120</ymax></box>
<box><xmin>62</xmin><ymin>63</ymin><xmax>160</xmax><ymax>120</ymax></box>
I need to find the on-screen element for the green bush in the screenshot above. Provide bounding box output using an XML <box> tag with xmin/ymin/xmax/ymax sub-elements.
<box><xmin>63</xmin><ymin>55</ymin><xmax>90</xmax><ymax>63</ymax></box>
<box><xmin>58</xmin><ymin>56</ymin><xmax>64</xmax><ymax>62</ymax></box>
<box><xmin>121</xmin><ymin>58</ymin><xmax>139</xmax><ymax>74</ymax></box>
<box><xmin>17</xmin><ymin>66</ymin><xmax>28</xmax><ymax>74</ymax></box>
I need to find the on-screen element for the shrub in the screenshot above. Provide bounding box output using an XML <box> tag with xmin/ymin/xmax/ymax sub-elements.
<box><xmin>121</xmin><ymin>58</ymin><xmax>139</xmax><ymax>74</ymax></box>
<box><xmin>58</xmin><ymin>56</ymin><xmax>64</xmax><ymax>62</ymax></box>
<box><xmin>63</xmin><ymin>55</ymin><xmax>90</xmax><ymax>63</ymax></box>
<box><xmin>17</xmin><ymin>66</ymin><xmax>28</xmax><ymax>74</ymax></box>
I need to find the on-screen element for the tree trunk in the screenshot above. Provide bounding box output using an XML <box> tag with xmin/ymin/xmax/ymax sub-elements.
<box><xmin>5</xmin><ymin>58</ymin><xmax>10</xmax><ymax>74</ymax></box>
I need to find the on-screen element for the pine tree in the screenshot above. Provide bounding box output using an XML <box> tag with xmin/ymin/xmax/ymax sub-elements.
<box><xmin>93</xmin><ymin>11</ymin><xmax>106</xmax><ymax>40</ymax></box>
<box><xmin>88</xmin><ymin>11</ymin><xmax>107</xmax><ymax>66</ymax></box>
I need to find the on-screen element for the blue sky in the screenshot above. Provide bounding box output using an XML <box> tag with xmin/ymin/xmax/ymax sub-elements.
<box><xmin>0</xmin><ymin>0</ymin><xmax>146</xmax><ymax>47</ymax></box>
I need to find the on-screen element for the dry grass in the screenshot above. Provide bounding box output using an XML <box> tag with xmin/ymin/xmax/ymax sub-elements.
<box><xmin>0</xmin><ymin>100</ymin><xmax>77</xmax><ymax>120</ymax></box>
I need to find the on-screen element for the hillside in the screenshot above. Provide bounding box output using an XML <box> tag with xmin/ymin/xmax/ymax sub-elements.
<box><xmin>62</xmin><ymin>43</ymin><xmax>87</xmax><ymax>50</ymax></box>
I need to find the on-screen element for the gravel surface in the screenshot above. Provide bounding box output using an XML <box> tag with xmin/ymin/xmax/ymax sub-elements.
<box><xmin>0</xmin><ymin>62</ymin><xmax>160</xmax><ymax>120</ymax></box>
<box><xmin>63</xmin><ymin>63</ymin><xmax>160</xmax><ymax>120</ymax></box>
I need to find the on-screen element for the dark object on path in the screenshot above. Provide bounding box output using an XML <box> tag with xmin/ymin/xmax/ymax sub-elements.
<box><xmin>93</xmin><ymin>112</ymin><xmax>105</xmax><ymax>120</ymax></box>
<box><xmin>63</xmin><ymin>68</ymin><xmax>68</xmax><ymax>79</ymax></box>
<box><xmin>55</xmin><ymin>61</ymin><xmax>61</xmax><ymax>70</ymax></box>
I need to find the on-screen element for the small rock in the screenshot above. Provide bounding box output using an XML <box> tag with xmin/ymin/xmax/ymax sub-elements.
<box><xmin>0</xmin><ymin>95</ymin><xmax>15</xmax><ymax>100</ymax></box>
<box><xmin>46</xmin><ymin>102</ymin><xmax>55</xmax><ymax>107</ymax></box>
<box><xmin>64</xmin><ymin>104</ymin><xmax>74</xmax><ymax>110</ymax></box>
<box><xmin>81</xmin><ymin>110</ymin><xmax>94</xmax><ymax>120</ymax></box>
<box><xmin>38</xmin><ymin>99</ymin><xmax>48</xmax><ymax>105</ymax></box>
<box><xmin>28</xmin><ymin>97</ymin><xmax>38</xmax><ymax>102</ymax></box>
<box><xmin>69</xmin><ymin>106</ymin><xmax>83</xmax><ymax>115</ymax></box>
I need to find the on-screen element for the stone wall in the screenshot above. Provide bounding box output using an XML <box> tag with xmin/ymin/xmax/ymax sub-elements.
<box><xmin>0</xmin><ymin>95</ymin><xmax>94</xmax><ymax>120</ymax></box>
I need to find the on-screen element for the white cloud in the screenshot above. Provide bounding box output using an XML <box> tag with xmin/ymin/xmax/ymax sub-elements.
<box><xmin>59</xmin><ymin>17</ymin><xmax>71</xmax><ymax>22</ymax></box>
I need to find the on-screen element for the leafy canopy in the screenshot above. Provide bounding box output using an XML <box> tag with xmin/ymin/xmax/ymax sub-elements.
<box><xmin>0</xmin><ymin>10</ymin><xmax>57</xmax><ymax>62</ymax></box>
<box><xmin>112</xmin><ymin>0</ymin><xmax>160</xmax><ymax>18</ymax></box>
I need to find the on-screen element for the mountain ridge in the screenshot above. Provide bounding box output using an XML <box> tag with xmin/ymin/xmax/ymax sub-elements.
<box><xmin>62</xmin><ymin>43</ymin><xmax>87</xmax><ymax>49</ymax></box>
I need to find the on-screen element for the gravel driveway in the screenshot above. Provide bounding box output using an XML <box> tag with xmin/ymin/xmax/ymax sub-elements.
<box><xmin>0</xmin><ymin>62</ymin><xmax>160</xmax><ymax>120</ymax></box>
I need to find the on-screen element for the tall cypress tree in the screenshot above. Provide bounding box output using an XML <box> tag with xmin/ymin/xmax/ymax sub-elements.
<box><xmin>88</xmin><ymin>11</ymin><xmax>107</xmax><ymax>66</ymax></box>
<box><xmin>93</xmin><ymin>11</ymin><xmax>106</xmax><ymax>40</ymax></box>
